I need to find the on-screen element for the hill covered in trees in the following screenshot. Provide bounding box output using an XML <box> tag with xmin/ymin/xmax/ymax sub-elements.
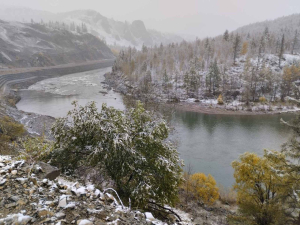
<box><xmin>108</xmin><ymin>13</ymin><xmax>300</xmax><ymax>113</ymax></box>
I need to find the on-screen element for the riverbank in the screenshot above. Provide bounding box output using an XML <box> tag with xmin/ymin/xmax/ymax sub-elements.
<box><xmin>169</xmin><ymin>101</ymin><xmax>300</xmax><ymax>116</ymax></box>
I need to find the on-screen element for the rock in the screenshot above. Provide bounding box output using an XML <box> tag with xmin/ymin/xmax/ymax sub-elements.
<box><xmin>8</xmin><ymin>196</ymin><xmax>19</xmax><ymax>202</ymax></box>
<box><xmin>11</xmin><ymin>170</ymin><xmax>17</xmax><ymax>175</ymax></box>
<box><xmin>16</xmin><ymin>178</ymin><xmax>27</xmax><ymax>184</ymax></box>
<box><xmin>104</xmin><ymin>193</ymin><xmax>115</xmax><ymax>203</ymax></box>
<box><xmin>77</xmin><ymin>219</ymin><xmax>93</xmax><ymax>225</ymax></box>
<box><xmin>0</xmin><ymin>214</ymin><xmax>33</xmax><ymax>225</ymax></box>
<box><xmin>0</xmin><ymin>179</ymin><xmax>7</xmax><ymax>186</ymax></box>
<box><xmin>55</xmin><ymin>212</ymin><xmax>66</xmax><ymax>219</ymax></box>
<box><xmin>17</xmin><ymin>199</ymin><xmax>27</xmax><ymax>206</ymax></box>
<box><xmin>145</xmin><ymin>212</ymin><xmax>155</xmax><ymax>221</ymax></box>
<box><xmin>38</xmin><ymin>162</ymin><xmax>60</xmax><ymax>181</ymax></box>
<box><xmin>38</xmin><ymin>208</ymin><xmax>54</xmax><ymax>217</ymax></box>
<box><xmin>58</xmin><ymin>196</ymin><xmax>68</xmax><ymax>208</ymax></box>
<box><xmin>5</xmin><ymin>202</ymin><xmax>18</xmax><ymax>208</ymax></box>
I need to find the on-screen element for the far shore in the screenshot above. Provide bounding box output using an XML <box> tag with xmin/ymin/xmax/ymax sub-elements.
<box><xmin>165</xmin><ymin>101</ymin><xmax>300</xmax><ymax>116</ymax></box>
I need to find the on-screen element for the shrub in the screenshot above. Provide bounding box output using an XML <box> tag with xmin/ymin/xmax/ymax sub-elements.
<box><xmin>0</xmin><ymin>116</ymin><xmax>25</xmax><ymax>154</ymax></box>
<box><xmin>50</xmin><ymin>101</ymin><xmax>183</xmax><ymax>208</ymax></box>
<box><xmin>190</xmin><ymin>173</ymin><xmax>219</xmax><ymax>205</ymax></box>
<box><xmin>217</xmin><ymin>94</ymin><xmax>224</xmax><ymax>105</ymax></box>
<box><xmin>259</xmin><ymin>96</ymin><xmax>267</xmax><ymax>103</ymax></box>
<box><xmin>18</xmin><ymin>135</ymin><xmax>53</xmax><ymax>175</ymax></box>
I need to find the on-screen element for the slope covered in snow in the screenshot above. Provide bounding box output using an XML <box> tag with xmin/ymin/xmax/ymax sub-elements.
<box><xmin>0</xmin><ymin>19</ymin><xmax>114</xmax><ymax>68</ymax></box>
<box><xmin>0</xmin><ymin>7</ymin><xmax>183</xmax><ymax>48</ymax></box>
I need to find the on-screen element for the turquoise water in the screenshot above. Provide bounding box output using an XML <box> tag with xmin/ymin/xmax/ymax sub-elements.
<box><xmin>17</xmin><ymin>68</ymin><xmax>295</xmax><ymax>187</ymax></box>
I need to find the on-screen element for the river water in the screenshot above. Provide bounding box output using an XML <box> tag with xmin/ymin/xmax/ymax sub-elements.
<box><xmin>16</xmin><ymin>67</ymin><xmax>295</xmax><ymax>187</ymax></box>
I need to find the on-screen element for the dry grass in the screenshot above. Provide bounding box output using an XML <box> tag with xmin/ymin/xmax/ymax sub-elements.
<box><xmin>218</xmin><ymin>185</ymin><xmax>237</xmax><ymax>206</ymax></box>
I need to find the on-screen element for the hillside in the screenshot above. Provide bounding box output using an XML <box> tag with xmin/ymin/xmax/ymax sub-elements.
<box><xmin>0</xmin><ymin>7</ymin><xmax>183</xmax><ymax>48</ymax></box>
<box><xmin>235</xmin><ymin>14</ymin><xmax>300</xmax><ymax>41</ymax></box>
<box><xmin>107</xmin><ymin>13</ymin><xmax>300</xmax><ymax>114</ymax></box>
<box><xmin>0</xmin><ymin>20</ymin><xmax>114</xmax><ymax>68</ymax></box>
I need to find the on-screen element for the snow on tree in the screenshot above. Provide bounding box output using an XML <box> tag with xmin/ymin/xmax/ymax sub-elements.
<box><xmin>50</xmin><ymin>101</ymin><xmax>183</xmax><ymax>208</ymax></box>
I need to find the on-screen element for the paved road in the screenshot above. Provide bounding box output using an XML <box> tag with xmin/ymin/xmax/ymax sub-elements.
<box><xmin>0</xmin><ymin>59</ymin><xmax>115</xmax><ymax>96</ymax></box>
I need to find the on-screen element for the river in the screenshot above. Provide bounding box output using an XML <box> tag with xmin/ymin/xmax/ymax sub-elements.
<box><xmin>16</xmin><ymin>67</ymin><xmax>295</xmax><ymax>187</ymax></box>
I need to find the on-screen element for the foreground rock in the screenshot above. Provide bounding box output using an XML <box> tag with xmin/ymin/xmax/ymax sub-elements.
<box><xmin>0</xmin><ymin>156</ymin><xmax>188</xmax><ymax>225</ymax></box>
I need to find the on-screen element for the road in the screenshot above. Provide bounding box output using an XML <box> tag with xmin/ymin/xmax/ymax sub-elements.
<box><xmin>0</xmin><ymin>59</ymin><xmax>115</xmax><ymax>96</ymax></box>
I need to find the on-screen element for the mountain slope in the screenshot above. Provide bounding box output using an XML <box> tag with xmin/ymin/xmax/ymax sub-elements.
<box><xmin>0</xmin><ymin>7</ymin><xmax>183</xmax><ymax>48</ymax></box>
<box><xmin>0</xmin><ymin>20</ymin><xmax>114</xmax><ymax>68</ymax></box>
<box><xmin>234</xmin><ymin>13</ymin><xmax>300</xmax><ymax>43</ymax></box>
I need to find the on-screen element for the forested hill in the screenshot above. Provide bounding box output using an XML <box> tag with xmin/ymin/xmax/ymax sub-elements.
<box><xmin>235</xmin><ymin>13</ymin><xmax>300</xmax><ymax>41</ymax></box>
<box><xmin>0</xmin><ymin>20</ymin><xmax>114</xmax><ymax>68</ymax></box>
<box><xmin>108</xmin><ymin>13</ymin><xmax>300</xmax><ymax>113</ymax></box>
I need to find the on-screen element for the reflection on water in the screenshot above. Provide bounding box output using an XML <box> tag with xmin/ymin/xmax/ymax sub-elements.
<box><xmin>16</xmin><ymin>67</ymin><xmax>296</xmax><ymax>187</ymax></box>
<box><xmin>173</xmin><ymin>110</ymin><xmax>294</xmax><ymax>187</ymax></box>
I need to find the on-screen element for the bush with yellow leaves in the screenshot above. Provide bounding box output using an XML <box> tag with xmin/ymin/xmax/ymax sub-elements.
<box><xmin>217</xmin><ymin>94</ymin><xmax>224</xmax><ymax>105</ymax></box>
<box><xmin>259</xmin><ymin>96</ymin><xmax>267</xmax><ymax>103</ymax></box>
<box><xmin>189</xmin><ymin>173</ymin><xmax>219</xmax><ymax>205</ymax></box>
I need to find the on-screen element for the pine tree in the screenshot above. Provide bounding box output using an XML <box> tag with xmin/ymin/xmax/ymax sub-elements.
<box><xmin>223</xmin><ymin>30</ymin><xmax>229</xmax><ymax>41</ymax></box>
<box><xmin>292</xmin><ymin>30</ymin><xmax>298</xmax><ymax>55</ymax></box>
<box><xmin>278</xmin><ymin>34</ymin><xmax>285</xmax><ymax>68</ymax></box>
<box><xmin>233</xmin><ymin>33</ymin><xmax>241</xmax><ymax>65</ymax></box>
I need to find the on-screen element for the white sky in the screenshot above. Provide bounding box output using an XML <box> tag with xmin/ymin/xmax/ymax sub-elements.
<box><xmin>0</xmin><ymin>0</ymin><xmax>300</xmax><ymax>38</ymax></box>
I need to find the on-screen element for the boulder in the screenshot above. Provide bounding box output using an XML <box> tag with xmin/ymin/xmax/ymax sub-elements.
<box><xmin>38</xmin><ymin>162</ymin><xmax>60</xmax><ymax>180</ymax></box>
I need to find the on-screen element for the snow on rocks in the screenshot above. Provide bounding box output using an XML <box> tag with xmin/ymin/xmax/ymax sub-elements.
<box><xmin>1</xmin><ymin>156</ymin><xmax>188</xmax><ymax>224</ymax></box>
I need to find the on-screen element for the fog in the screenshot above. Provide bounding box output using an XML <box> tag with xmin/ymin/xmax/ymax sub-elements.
<box><xmin>0</xmin><ymin>0</ymin><xmax>300</xmax><ymax>38</ymax></box>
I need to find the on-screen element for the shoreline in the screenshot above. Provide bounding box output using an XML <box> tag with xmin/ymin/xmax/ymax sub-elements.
<box><xmin>169</xmin><ymin>101</ymin><xmax>300</xmax><ymax>116</ymax></box>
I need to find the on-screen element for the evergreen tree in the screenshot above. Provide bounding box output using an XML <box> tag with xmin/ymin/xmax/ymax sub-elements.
<box><xmin>233</xmin><ymin>33</ymin><xmax>241</xmax><ymax>65</ymax></box>
<box><xmin>223</xmin><ymin>30</ymin><xmax>229</xmax><ymax>41</ymax></box>
<box><xmin>279</xmin><ymin>34</ymin><xmax>285</xmax><ymax>68</ymax></box>
<box><xmin>292</xmin><ymin>30</ymin><xmax>298</xmax><ymax>55</ymax></box>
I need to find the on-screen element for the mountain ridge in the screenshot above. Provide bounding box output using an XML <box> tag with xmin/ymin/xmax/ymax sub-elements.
<box><xmin>0</xmin><ymin>7</ymin><xmax>183</xmax><ymax>48</ymax></box>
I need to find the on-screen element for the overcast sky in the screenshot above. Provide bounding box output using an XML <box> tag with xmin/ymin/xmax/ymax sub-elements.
<box><xmin>1</xmin><ymin>0</ymin><xmax>300</xmax><ymax>38</ymax></box>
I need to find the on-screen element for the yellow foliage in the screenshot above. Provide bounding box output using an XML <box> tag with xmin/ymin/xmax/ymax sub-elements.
<box><xmin>217</xmin><ymin>94</ymin><xmax>224</xmax><ymax>105</ymax></box>
<box><xmin>0</xmin><ymin>116</ymin><xmax>25</xmax><ymax>141</ymax></box>
<box><xmin>232</xmin><ymin>151</ymin><xmax>289</xmax><ymax>224</ymax></box>
<box><xmin>190</xmin><ymin>173</ymin><xmax>219</xmax><ymax>205</ymax></box>
<box><xmin>259</xmin><ymin>96</ymin><xmax>267</xmax><ymax>103</ymax></box>
<box><xmin>283</xmin><ymin>65</ymin><xmax>300</xmax><ymax>82</ymax></box>
<box><xmin>110</xmin><ymin>48</ymin><xmax>120</xmax><ymax>57</ymax></box>
<box><xmin>241</xmin><ymin>42</ymin><xmax>248</xmax><ymax>55</ymax></box>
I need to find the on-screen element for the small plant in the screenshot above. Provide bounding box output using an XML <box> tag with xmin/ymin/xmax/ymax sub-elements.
<box><xmin>189</xmin><ymin>173</ymin><xmax>219</xmax><ymax>205</ymax></box>
<box><xmin>0</xmin><ymin>116</ymin><xmax>25</xmax><ymax>154</ymax></box>
<box><xmin>217</xmin><ymin>94</ymin><xmax>224</xmax><ymax>105</ymax></box>
<box><xmin>259</xmin><ymin>96</ymin><xmax>267</xmax><ymax>104</ymax></box>
<box><xmin>18</xmin><ymin>135</ymin><xmax>53</xmax><ymax>176</ymax></box>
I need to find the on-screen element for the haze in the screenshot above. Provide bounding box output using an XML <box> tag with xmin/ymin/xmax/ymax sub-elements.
<box><xmin>0</xmin><ymin>0</ymin><xmax>300</xmax><ymax>38</ymax></box>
